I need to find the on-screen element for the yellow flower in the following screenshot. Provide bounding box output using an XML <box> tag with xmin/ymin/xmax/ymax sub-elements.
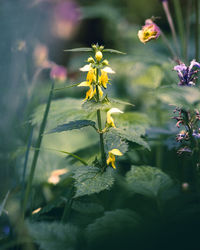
<box><xmin>99</xmin><ymin>66</ymin><xmax>115</xmax><ymax>88</ymax></box>
<box><xmin>106</xmin><ymin>108</ymin><xmax>123</xmax><ymax>128</ymax></box>
<box><xmin>78</xmin><ymin>81</ymin><xmax>95</xmax><ymax>100</ymax></box>
<box><xmin>107</xmin><ymin>149</ymin><xmax>123</xmax><ymax>169</ymax></box>
<box><xmin>86</xmin><ymin>68</ymin><xmax>96</xmax><ymax>84</ymax></box>
<box><xmin>95</xmin><ymin>51</ymin><xmax>103</xmax><ymax>61</ymax></box>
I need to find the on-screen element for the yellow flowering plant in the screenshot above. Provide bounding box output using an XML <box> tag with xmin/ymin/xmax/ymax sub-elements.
<box><xmin>45</xmin><ymin>43</ymin><xmax>150</xmax><ymax>198</ymax></box>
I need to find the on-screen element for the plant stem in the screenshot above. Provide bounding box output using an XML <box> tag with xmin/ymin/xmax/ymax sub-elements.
<box><xmin>185</xmin><ymin>0</ymin><xmax>192</xmax><ymax>62</ymax></box>
<box><xmin>162</xmin><ymin>0</ymin><xmax>180</xmax><ymax>57</ymax></box>
<box><xmin>160</xmin><ymin>31</ymin><xmax>178</xmax><ymax>61</ymax></box>
<box><xmin>21</xmin><ymin>127</ymin><xmax>34</xmax><ymax>204</ymax></box>
<box><xmin>195</xmin><ymin>0</ymin><xmax>199</xmax><ymax>61</ymax></box>
<box><xmin>22</xmin><ymin>80</ymin><xmax>55</xmax><ymax>217</ymax></box>
<box><xmin>173</xmin><ymin>0</ymin><xmax>186</xmax><ymax>59</ymax></box>
<box><xmin>95</xmin><ymin>68</ymin><xmax>106</xmax><ymax>167</ymax></box>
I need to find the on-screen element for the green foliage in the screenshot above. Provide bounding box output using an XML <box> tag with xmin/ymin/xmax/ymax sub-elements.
<box><xmin>110</xmin><ymin>127</ymin><xmax>150</xmax><ymax>150</ymax></box>
<box><xmin>104</xmin><ymin>131</ymin><xmax>128</xmax><ymax>154</ymax></box>
<box><xmin>82</xmin><ymin>97</ymin><xmax>133</xmax><ymax>112</ymax></box>
<box><xmin>31</xmin><ymin>98</ymin><xmax>88</xmax><ymax>130</ymax></box>
<box><xmin>132</xmin><ymin>65</ymin><xmax>164</xmax><ymax>89</ymax></box>
<box><xmin>73</xmin><ymin>166</ymin><xmax>115</xmax><ymax>198</ymax></box>
<box><xmin>126</xmin><ymin>165</ymin><xmax>173</xmax><ymax>198</ymax></box>
<box><xmin>64</xmin><ymin>48</ymin><xmax>93</xmax><ymax>52</ymax></box>
<box><xmin>27</xmin><ymin>221</ymin><xmax>81</xmax><ymax>250</ymax></box>
<box><xmin>49</xmin><ymin>120</ymin><xmax>96</xmax><ymax>133</ymax></box>
<box><xmin>85</xmin><ymin>209</ymin><xmax>142</xmax><ymax>248</ymax></box>
<box><xmin>103</xmin><ymin>49</ymin><xmax>125</xmax><ymax>54</ymax></box>
<box><xmin>72</xmin><ymin>200</ymin><xmax>104</xmax><ymax>214</ymax></box>
<box><xmin>156</xmin><ymin>86</ymin><xmax>200</xmax><ymax>110</ymax></box>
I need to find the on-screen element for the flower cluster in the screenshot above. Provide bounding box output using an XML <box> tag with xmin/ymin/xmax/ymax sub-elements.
<box><xmin>78</xmin><ymin>45</ymin><xmax>123</xmax><ymax>169</ymax></box>
<box><xmin>173</xmin><ymin>60</ymin><xmax>200</xmax><ymax>86</ymax></box>
<box><xmin>78</xmin><ymin>46</ymin><xmax>115</xmax><ymax>101</ymax></box>
<box><xmin>173</xmin><ymin>60</ymin><xmax>200</xmax><ymax>153</ymax></box>
<box><xmin>138</xmin><ymin>19</ymin><xmax>161</xmax><ymax>44</ymax></box>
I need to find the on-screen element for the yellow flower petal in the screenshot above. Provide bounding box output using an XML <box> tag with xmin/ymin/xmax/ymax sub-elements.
<box><xmin>80</xmin><ymin>64</ymin><xmax>92</xmax><ymax>72</ymax></box>
<box><xmin>102</xmin><ymin>66</ymin><xmax>115</xmax><ymax>74</ymax></box>
<box><xmin>109</xmin><ymin>149</ymin><xmax>123</xmax><ymax>156</ymax></box>
<box><xmin>106</xmin><ymin>108</ymin><xmax>123</xmax><ymax>128</ymax></box>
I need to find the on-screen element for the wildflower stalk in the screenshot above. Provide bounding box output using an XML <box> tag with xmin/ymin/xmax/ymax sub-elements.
<box><xmin>160</xmin><ymin>31</ymin><xmax>177</xmax><ymax>60</ymax></box>
<box><xmin>22</xmin><ymin>80</ymin><xmax>55</xmax><ymax>217</ymax></box>
<box><xmin>172</xmin><ymin>0</ymin><xmax>186</xmax><ymax>59</ymax></box>
<box><xmin>95</xmin><ymin>68</ymin><xmax>106</xmax><ymax>167</ymax></box>
<box><xmin>195</xmin><ymin>0</ymin><xmax>199</xmax><ymax>61</ymax></box>
<box><xmin>162</xmin><ymin>0</ymin><xmax>180</xmax><ymax>57</ymax></box>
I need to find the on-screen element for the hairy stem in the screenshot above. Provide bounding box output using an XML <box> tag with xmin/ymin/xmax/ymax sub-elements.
<box><xmin>22</xmin><ymin>80</ymin><xmax>55</xmax><ymax>217</ymax></box>
<box><xmin>95</xmin><ymin>68</ymin><xmax>106</xmax><ymax>167</ymax></box>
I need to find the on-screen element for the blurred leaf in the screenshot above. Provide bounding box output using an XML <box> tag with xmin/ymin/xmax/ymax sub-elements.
<box><xmin>85</xmin><ymin>209</ymin><xmax>142</xmax><ymax>247</ymax></box>
<box><xmin>126</xmin><ymin>165</ymin><xmax>173</xmax><ymax>198</ymax></box>
<box><xmin>31</xmin><ymin>98</ymin><xmax>88</xmax><ymax>130</ymax></box>
<box><xmin>49</xmin><ymin>120</ymin><xmax>96</xmax><ymax>133</ymax></box>
<box><xmin>110</xmin><ymin>127</ymin><xmax>150</xmax><ymax>150</ymax></box>
<box><xmin>73</xmin><ymin>166</ymin><xmax>114</xmax><ymax>198</ymax></box>
<box><xmin>27</xmin><ymin>221</ymin><xmax>80</xmax><ymax>250</ymax></box>
<box><xmin>156</xmin><ymin>86</ymin><xmax>200</xmax><ymax>110</ymax></box>
<box><xmin>103</xmin><ymin>49</ymin><xmax>125</xmax><ymax>54</ymax></box>
<box><xmin>64</xmin><ymin>48</ymin><xmax>93</xmax><ymax>52</ymax></box>
<box><xmin>133</xmin><ymin>65</ymin><xmax>163</xmax><ymax>88</ymax></box>
<box><xmin>115</xmin><ymin>112</ymin><xmax>149</xmax><ymax>128</ymax></box>
<box><xmin>72</xmin><ymin>201</ymin><xmax>104</xmax><ymax>214</ymax></box>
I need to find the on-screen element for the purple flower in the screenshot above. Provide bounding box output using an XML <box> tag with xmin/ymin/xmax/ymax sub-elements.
<box><xmin>192</xmin><ymin>129</ymin><xmax>200</xmax><ymax>139</ymax></box>
<box><xmin>50</xmin><ymin>65</ymin><xmax>67</xmax><ymax>82</ymax></box>
<box><xmin>174</xmin><ymin>59</ymin><xmax>200</xmax><ymax>86</ymax></box>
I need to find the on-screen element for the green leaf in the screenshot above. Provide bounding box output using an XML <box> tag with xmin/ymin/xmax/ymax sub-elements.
<box><xmin>49</xmin><ymin>120</ymin><xmax>96</xmax><ymax>133</ymax></box>
<box><xmin>64</xmin><ymin>47</ymin><xmax>93</xmax><ymax>52</ymax></box>
<box><xmin>27</xmin><ymin>221</ymin><xmax>81</xmax><ymax>250</ymax></box>
<box><xmin>73</xmin><ymin>166</ymin><xmax>114</xmax><ymax>198</ymax></box>
<box><xmin>103</xmin><ymin>48</ymin><xmax>126</xmax><ymax>54</ymax></box>
<box><xmin>72</xmin><ymin>201</ymin><xmax>104</xmax><ymax>214</ymax></box>
<box><xmin>126</xmin><ymin>165</ymin><xmax>173</xmax><ymax>198</ymax></box>
<box><xmin>85</xmin><ymin>209</ymin><xmax>142</xmax><ymax>247</ymax></box>
<box><xmin>82</xmin><ymin>97</ymin><xmax>133</xmax><ymax>112</ymax></box>
<box><xmin>104</xmin><ymin>131</ymin><xmax>128</xmax><ymax>154</ymax></box>
<box><xmin>156</xmin><ymin>85</ymin><xmax>200</xmax><ymax>110</ymax></box>
<box><xmin>31</xmin><ymin>98</ymin><xmax>88</xmax><ymax>130</ymax></box>
<box><xmin>115</xmin><ymin>112</ymin><xmax>149</xmax><ymax>128</ymax></box>
<box><xmin>110</xmin><ymin>127</ymin><xmax>150</xmax><ymax>150</ymax></box>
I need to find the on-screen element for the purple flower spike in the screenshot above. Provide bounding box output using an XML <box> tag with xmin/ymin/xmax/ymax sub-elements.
<box><xmin>174</xmin><ymin>59</ymin><xmax>200</xmax><ymax>86</ymax></box>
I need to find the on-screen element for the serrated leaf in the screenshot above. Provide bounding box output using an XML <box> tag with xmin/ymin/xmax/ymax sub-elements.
<box><xmin>72</xmin><ymin>201</ymin><xmax>104</xmax><ymax>214</ymax></box>
<box><xmin>73</xmin><ymin>166</ymin><xmax>114</xmax><ymax>198</ymax></box>
<box><xmin>103</xmin><ymin>48</ymin><xmax>126</xmax><ymax>54</ymax></box>
<box><xmin>85</xmin><ymin>209</ymin><xmax>142</xmax><ymax>247</ymax></box>
<box><xmin>115</xmin><ymin>112</ymin><xmax>149</xmax><ymax>128</ymax></box>
<box><xmin>27</xmin><ymin>221</ymin><xmax>80</xmax><ymax>250</ymax></box>
<box><xmin>49</xmin><ymin>120</ymin><xmax>96</xmax><ymax>133</ymax></box>
<box><xmin>82</xmin><ymin>97</ymin><xmax>133</xmax><ymax>112</ymax></box>
<box><xmin>64</xmin><ymin>47</ymin><xmax>93</xmax><ymax>52</ymax></box>
<box><xmin>126</xmin><ymin>165</ymin><xmax>173</xmax><ymax>198</ymax></box>
<box><xmin>110</xmin><ymin>127</ymin><xmax>150</xmax><ymax>150</ymax></box>
<box><xmin>104</xmin><ymin>131</ymin><xmax>128</xmax><ymax>154</ymax></box>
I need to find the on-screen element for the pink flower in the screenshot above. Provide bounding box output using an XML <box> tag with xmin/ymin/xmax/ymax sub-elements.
<box><xmin>50</xmin><ymin>65</ymin><xmax>67</xmax><ymax>82</ymax></box>
<box><xmin>138</xmin><ymin>19</ymin><xmax>161</xmax><ymax>44</ymax></box>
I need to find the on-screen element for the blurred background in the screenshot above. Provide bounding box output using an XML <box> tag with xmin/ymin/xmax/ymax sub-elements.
<box><xmin>0</xmin><ymin>0</ymin><xmax>195</xmax><ymax>214</ymax></box>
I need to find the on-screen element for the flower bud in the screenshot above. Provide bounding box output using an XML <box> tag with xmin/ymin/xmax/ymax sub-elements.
<box><xmin>92</xmin><ymin>44</ymin><xmax>97</xmax><ymax>50</ymax></box>
<box><xmin>50</xmin><ymin>65</ymin><xmax>67</xmax><ymax>82</ymax></box>
<box><xmin>95</xmin><ymin>51</ymin><xmax>103</xmax><ymax>62</ymax></box>
<box><xmin>102</xmin><ymin>59</ymin><xmax>109</xmax><ymax>66</ymax></box>
<box><xmin>99</xmin><ymin>45</ymin><xmax>104</xmax><ymax>50</ymax></box>
<box><xmin>87</xmin><ymin>57</ymin><xmax>95</xmax><ymax>63</ymax></box>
